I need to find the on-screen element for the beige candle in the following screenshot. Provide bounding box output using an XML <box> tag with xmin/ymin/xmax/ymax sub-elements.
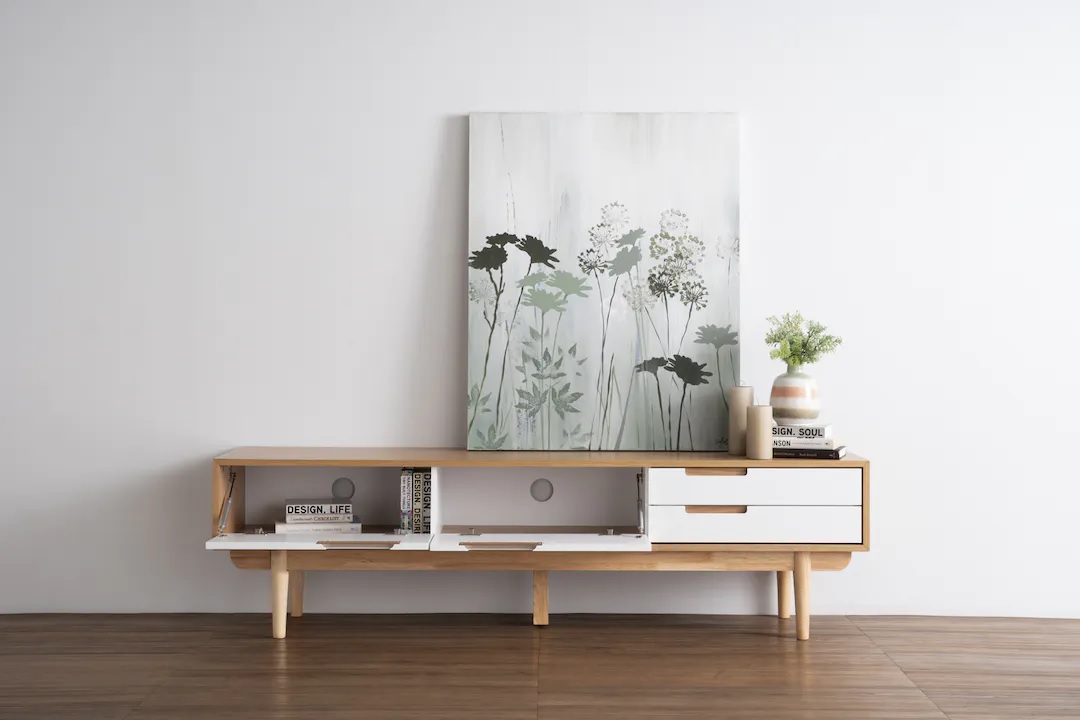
<box><xmin>726</xmin><ymin>385</ymin><xmax>754</xmax><ymax>455</ymax></box>
<box><xmin>746</xmin><ymin>404</ymin><xmax>774</xmax><ymax>460</ymax></box>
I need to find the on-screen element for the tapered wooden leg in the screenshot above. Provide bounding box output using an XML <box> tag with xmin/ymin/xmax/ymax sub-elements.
<box><xmin>533</xmin><ymin>570</ymin><xmax>549</xmax><ymax>626</ymax></box>
<box><xmin>289</xmin><ymin>570</ymin><xmax>305</xmax><ymax>618</ymax></box>
<box><xmin>270</xmin><ymin>550</ymin><xmax>289</xmax><ymax>639</ymax></box>
<box><xmin>794</xmin><ymin>552</ymin><xmax>811</xmax><ymax>640</ymax></box>
<box><xmin>777</xmin><ymin>570</ymin><xmax>792</xmax><ymax>619</ymax></box>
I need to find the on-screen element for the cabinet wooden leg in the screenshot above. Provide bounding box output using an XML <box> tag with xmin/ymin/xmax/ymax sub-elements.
<box><xmin>794</xmin><ymin>552</ymin><xmax>811</xmax><ymax>640</ymax></box>
<box><xmin>776</xmin><ymin>570</ymin><xmax>792</xmax><ymax>619</ymax></box>
<box><xmin>289</xmin><ymin>570</ymin><xmax>305</xmax><ymax>618</ymax></box>
<box><xmin>533</xmin><ymin>570</ymin><xmax>549</xmax><ymax>626</ymax></box>
<box><xmin>270</xmin><ymin>550</ymin><xmax>289</xmax><ymax>639</ymax></box>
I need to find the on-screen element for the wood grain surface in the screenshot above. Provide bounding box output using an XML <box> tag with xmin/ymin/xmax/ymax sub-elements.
<box><xmin>1</xmin><ymin>614</ymin><xmax>1077</xmax><ymax>719</ymax></box>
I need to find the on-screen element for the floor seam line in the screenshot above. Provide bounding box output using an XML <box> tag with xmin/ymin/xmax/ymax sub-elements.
<box><xmin>846</xmin><ymin>616</ymin><xmax>953</xmax><ymax>720</ymax></box>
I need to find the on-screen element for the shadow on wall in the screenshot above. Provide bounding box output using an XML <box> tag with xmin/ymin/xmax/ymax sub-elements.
<box><xmin>385</xmin><ymin>115</ymin><xmax>469</xmax><ymax>447</ymax></box>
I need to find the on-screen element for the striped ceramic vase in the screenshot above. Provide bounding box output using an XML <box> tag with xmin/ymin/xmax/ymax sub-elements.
<box><xmin>769</xmin><ymin>364</ymin><xmax>820</xmax><ymax>426</ymax></box>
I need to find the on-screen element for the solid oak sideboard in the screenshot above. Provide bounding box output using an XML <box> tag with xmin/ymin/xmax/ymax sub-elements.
<box><xmin>206</xmin><ymin>447</ymin><xmax>870</xmax><ymax>640</ymax></box>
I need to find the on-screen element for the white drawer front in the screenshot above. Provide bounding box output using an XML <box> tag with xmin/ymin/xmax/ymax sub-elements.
<box><xmin>430</xmin><ymin>533</ymin><xmax>651</xmax><ymax>552</ymax></box>
<box><xmin>646</xmin><ymin>505</ymin><xmax>862</xmax><ymax>544</ymax></box>
<box><xmin>647</xmin><ymin>467</ymin><xmax>861</xmax><ymax>506</ymax></box>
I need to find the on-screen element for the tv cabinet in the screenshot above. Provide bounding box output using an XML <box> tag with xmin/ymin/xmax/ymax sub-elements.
<box><xmin>207</xmin><ymin>448</ymin><xmax>870</xmax><ymax>641</ymax></box>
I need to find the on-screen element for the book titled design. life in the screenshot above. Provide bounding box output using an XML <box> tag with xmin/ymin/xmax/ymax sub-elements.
<box><xmin>285</xmin><ymin>500</ymin><xmax>352</xmax><ymax>516</ymax></box>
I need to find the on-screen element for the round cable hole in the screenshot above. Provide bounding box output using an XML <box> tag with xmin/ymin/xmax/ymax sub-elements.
<box><xmin>331</xmin><ymin>477</ymin><xmax>355</xmax><ymax>500</ymax></box>
<box><xmin>529</xmin><ymin>478</ymin><xmax>554</xmax><ymax>502</ymax></box>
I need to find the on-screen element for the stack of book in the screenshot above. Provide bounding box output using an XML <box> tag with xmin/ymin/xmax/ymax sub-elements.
<box><xmin>772</xmin><ymin>424</ymin><xmax>847</xmax><ymax>459</ymax></box>
<box><xmin>400</xmin><ymin>467</ymin><xmax>432</xmax><ymax>533</ymax></box>
<box><xmin>275</xmin><ymin>498</ymin><xmax>362</xmax><ymax>534</ymax></box>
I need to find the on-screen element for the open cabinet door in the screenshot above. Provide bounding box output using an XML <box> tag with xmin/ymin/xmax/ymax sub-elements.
<box><xmin>206</xmin><ymin>533</ymin><xmax>434</xmax><ymax>551</ymax></box>
<box><xmin>430</xmin><ymin>533</ymin><xmax>651</xmax><ymax>552</ymax></box>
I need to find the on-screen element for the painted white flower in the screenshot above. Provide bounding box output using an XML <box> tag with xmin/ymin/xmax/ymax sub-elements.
<box><xmin>716</xmin><ymin>234</ymin><xmax>740</xmax><ymax>261</ymax></box>
<box><xmin>468</xmin><ymin>280</ymin><xmax>495</xmax><ymax>304</ymax></box>
<box><xmin>588</xmin><ymin>222</ymin><xmax>617</xmax><ymax>252</ymax></box>
<box><xmin>600</xmin><ymin>201</ymin><xmax>630</xmax><ymax>233</ymax></box>
<box><xmin>659</xmin><ymin>209</ymin><xmax>689</xmax><ymax>237</ymax></box>
<box><xmin>622</xmin><ymin>282</ymin><xmax>657</xmax><ymax>311</ymax></box>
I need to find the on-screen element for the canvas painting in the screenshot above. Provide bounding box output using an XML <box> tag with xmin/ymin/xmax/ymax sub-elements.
<box><xmin>467</xmin><ymin>113</ymin><xmax>739</xmax><ymax>451</ymax></box>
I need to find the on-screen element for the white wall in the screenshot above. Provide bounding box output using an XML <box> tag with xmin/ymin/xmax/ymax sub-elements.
<box><xmin>2</xmin><ymin>0</ymin><xmax>1078</xmax><ymax>617</ymax></box>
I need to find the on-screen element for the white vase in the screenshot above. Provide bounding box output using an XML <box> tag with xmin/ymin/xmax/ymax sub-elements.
<box><xmin>769</xmin><ymin>364</ymin><xmax>820</xmax><ymax>426</ymax></box>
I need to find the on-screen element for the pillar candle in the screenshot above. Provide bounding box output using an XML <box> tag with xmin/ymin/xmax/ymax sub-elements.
<box><xmin>746</xmin><ymin>405</ymin><xmax>774</xmax><ymax>460</ymax></box>
<box><xmin>726</xmin><ymin>385</ymin><xmax>754</xmax><ymax>455</ymax></box>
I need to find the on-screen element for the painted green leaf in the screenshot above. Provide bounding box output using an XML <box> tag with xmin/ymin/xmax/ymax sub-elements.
<box><xmin>617</xmin><ymin>228</ymin><xmax>646</xmax><ymax>246</ymax></box>
<box><xmin>545</xmin><ymin>270</ymin><xmax>591</xmax><ymax>298</ymax></box>
<box><xmin>517</xmin><ymin>271</ymin><xmax>548</xmax><ymax>288</ymax></box>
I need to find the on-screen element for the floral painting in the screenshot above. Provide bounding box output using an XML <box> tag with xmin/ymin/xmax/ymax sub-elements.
<box><xmin>468</xmin><ymin>113</ymin><xmax>739</xmax><ymax>451</ymax></box>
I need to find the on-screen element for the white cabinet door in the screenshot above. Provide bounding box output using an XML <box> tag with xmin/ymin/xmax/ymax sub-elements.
<box><xmin>430</xmin><ymin>533</ymin><xmax>651</xmax><ymax>552</ymax></box>
<box><xmin>647</xmin><ymin>467</ymin><xmax>862</xmax><ymax>506</ymax></box>
<box><xmin>205</xmin><ymin>533</ymin><xmax>433</xmax><ymax>551</ymax></box>
<box><xmin>646</xmin><ymin>505</ymin><xmax>862</xmax><ymax>544</ymax></box>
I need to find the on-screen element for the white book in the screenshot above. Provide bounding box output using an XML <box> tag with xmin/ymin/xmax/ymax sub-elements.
<box><xmin>275</xmin><ymin>520</ymin><xmax>363</xmax><ymax>534</ymax></box>
<box><xmin>285</xmin><ymin>513</ymin><xmax>353</xmax><ymax>524</ymax></box>
<box><xmin>772</xmin><ymin>437</ymin><xmax>839</xmax><ymax>449</ymax></box>
<box><xmin>771</xmin><ymin>424</ymin><xmax>833</xmax><ymax>440</ymax></box>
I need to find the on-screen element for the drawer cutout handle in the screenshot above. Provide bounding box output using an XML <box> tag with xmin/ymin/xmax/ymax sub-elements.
<box><xmin>683</xmin><ymin>467</ymin><xmax>749</xmax><ymax>477</ymax></box>
<box><xmin>461</xmin><ymin>541</ymin><xmax>542</xmax><ymax>551</ymax></box>
<box><xmin>318</xmin><ymin>540</ymin><xmax>401</xmax><ymax>550</ymax></box>
<box><xmin>684</xmin><ymin>505</ymin><xmax>748</xmax><ymax>514</ymax></box>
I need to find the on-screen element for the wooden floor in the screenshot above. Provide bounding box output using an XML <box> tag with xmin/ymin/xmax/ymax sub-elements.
<box><xmin>1</xmin><ymin>615</ymin><xmax>1078</xmax><ymax>719</ymax></box>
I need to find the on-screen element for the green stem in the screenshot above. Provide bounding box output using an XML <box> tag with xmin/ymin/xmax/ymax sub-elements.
<box><xmin>493</xmin><ymin>262</ymin><xmax>532</xmax><ymax>424</ymax></box>
<box><xmin>687</xmin><ymin>392</ymin><xmax>695</xmax><ymax>450</ymax></box>
<box><xmin>588</xmin><ymin>270</ymin><xmax>607</xmax><ymax>450</ymax></box>
<box><xmin>540</xmin><ymin>311</ymin><xmax>547</xmax><ymax>450</ymax></box>
<box><xmin>654</xmin><ymin>374</ymin><xmax>667</xmax><ymax>450</ymax></box>
<box><xmin>715</xmin><ymin>349</ymin><xmax>729</xmax><ymax>416</ymax></box>
<box><xmin>677</xmin><ymin>305</ymin><xmax>694</xmax><ymax>356</ymax></box>
<box><xmin>643</xmin><ymin>305</ymin><xmax>667</xmax><ymax>356</ymax></box>
<box><xmin>468</xmin><ymin>268</ymin><xmax>503</xmax><ymax>436</ymax></box>
<box><xmin>676</xmin><ymin>381</ymin><xmax>688</xmax><ymax>450</ymax></box>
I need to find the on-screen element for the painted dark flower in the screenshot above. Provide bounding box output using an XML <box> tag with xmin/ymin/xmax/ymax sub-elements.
<box><xmin>647</xmin><ymin>267</ymin><xmax>679</xmax><ymax>298</ymax></box>
<box><xmin>468</xmin><ymin>244</ymin><xmax>508</xmax><ymax>271</ymax></box>
<box><xmin>485</xmin><ymin>232</ymin><xmax>519</xmax><ymax>247</ymax></box>
<box><xmin>679</xmin><ymin>280</ymin><xmax>708</xmax><ymax>310</ymax></box>
<box><xmin>667</xmin><ymin>355</ymin><xmax>712</xmax><ymax>386</ymax></box>
<box><xmin>634</xmin><ymin>357</ymin><xmax>669</xmax><ymax>376</ymax></box>
<box><xmin>516</xmin><ymin>235</ymin><xmax>559</xmax><ymax>268</ymax></box>
<box><xmin>578</xmin><ymin>247</ymin><xmax>608</xmax><ymax>274</ymax></box>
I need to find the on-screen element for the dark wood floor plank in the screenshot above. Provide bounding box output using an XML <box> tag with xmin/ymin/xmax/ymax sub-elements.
<box><xmin>853</xmin><ymin>616</ymin><xmax>1080</xmax><ymax>720</ymax></box>
<box><xmin>1</xmin><ymin>614</ymin><xmax>1077</xmax><ymax>720</ymax></box>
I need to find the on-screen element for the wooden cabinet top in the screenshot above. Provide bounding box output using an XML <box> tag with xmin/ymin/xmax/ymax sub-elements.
<box><xmin>214</xmin><ymin>447</ymin><xmax>867</xmax><ymax>468</ymax></box>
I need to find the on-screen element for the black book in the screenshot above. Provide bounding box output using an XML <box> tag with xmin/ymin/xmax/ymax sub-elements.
<box><xmin>772</xmin><ymin>446</ymin><xmax>848</xmax><ymax>460</ymax></box>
